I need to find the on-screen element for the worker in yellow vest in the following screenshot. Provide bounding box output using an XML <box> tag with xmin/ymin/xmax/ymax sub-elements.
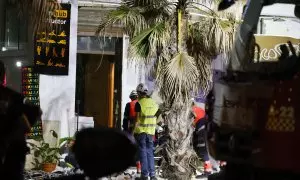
<box><xmin>134</xmin><ymin>83</ymin><xmax>159</xmax><ymax>180</ymax></box>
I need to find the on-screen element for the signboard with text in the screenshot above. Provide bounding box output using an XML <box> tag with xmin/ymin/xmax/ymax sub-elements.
<box><xmin>34</xmin><ymin>3</ymin><xmax>71</xmax><ymax>75</ymax></box>
<box><xmin>255</xmin><ymin>35</ymin><xmax>300</xmax><ymax>62</ymax></box>
<box><xmin>21</xmin><ymin>67</ymin><xmax>43</xmax><ymax>139</ymax></box>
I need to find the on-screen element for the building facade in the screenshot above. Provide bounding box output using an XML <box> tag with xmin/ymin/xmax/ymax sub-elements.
<box><xmin>0</xmin><ymin>0</ymin><xmax>145</xmax><ymax>137</ymax></box>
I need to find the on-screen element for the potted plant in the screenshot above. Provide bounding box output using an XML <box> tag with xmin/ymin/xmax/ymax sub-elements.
<box><xmin>28</xmin><ymin>130</ymin><xmax>60</xmax><ymax>172</ymax></box>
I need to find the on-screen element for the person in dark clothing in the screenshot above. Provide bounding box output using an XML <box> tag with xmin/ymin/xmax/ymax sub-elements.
<box><xmin>123</xmin><ymin>90</ymin><xmax>138</xmax><ymax>134</ymax></box>
<box><xmin>63</xmin><ymin>139</ymin><xmax>80</xmax><ymax>170</ymax></box>
<box><xmin>0</xmin><ymin>60</ymin><xmax>42</xmax><ymax>180</ymax></box>
<box><xmin>122</xmin><ymin>90</ymin><xmax>141</xmax><ymax>174</ymax></box>
<box><xmin>191</xmin><ymin>100</ymin><xmax>213</xmax><ymax>177</ymax></box>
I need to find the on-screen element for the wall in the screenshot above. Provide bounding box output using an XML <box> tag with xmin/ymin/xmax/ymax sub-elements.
<box><xmin>39</xmin><ymin>0</ymin><xmax>78</xmax><ymax>138</ymax></box>
<box><xmin>260</xmin><ymin>18</ymin><xmax>300</xmax><ymax>38</ymax></box>
<box><xmin>0</xmin><ymin>0</ymin><xmax>5</xmax><ymax>41</ymax></box>
<box><xmin>121</xmin><ymin>35</ymin><xmax>164</xmax><ymax>124</ymax></box>
<box><xmin>261</xmin><ymin>4</ymin><xmax>295</xmax><ymax>17</ymax></box>
<box><xmin>259</xmin><ymin>4</ymin><xmax>300</xmax><ymax>37</ymax></box>
<box><xmin>121</xmin><ymin>35</ymin><xmax>146</xmax><ymax>122</ymax></box>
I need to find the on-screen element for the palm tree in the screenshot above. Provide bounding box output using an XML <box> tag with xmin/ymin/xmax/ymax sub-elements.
<box><xmin>9</xmin><ymin>0</ymin><xmax>60</xmax><ymax>33</ymax></box>
<box><xmin>97</xmin><ymin>0</ymin><xmax>243</xmax><ymax>179</ymax></box>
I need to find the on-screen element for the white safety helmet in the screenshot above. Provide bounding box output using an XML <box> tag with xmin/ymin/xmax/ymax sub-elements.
<box><xmin>129</xmin><ymin>90</ymin><xmax>138</xmax><ymax>99</ymax></box>
<box><xmin>136</xmin><ymin>83</ymin><xmax>148</xmax><ymax>94</ymax></box>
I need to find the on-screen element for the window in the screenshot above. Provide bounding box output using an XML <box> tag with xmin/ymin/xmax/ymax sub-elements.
<box><xmin>77</xmin><ymin>36</ymin><xmax>117</xmax><ymax>54</ymax></box>
<box><xmin>0</xmin><ymin>0</ymin><xmax>28</xmax><ymax>52</ymax></box>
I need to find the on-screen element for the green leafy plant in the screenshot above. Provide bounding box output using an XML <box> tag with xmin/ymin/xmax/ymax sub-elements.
<box><xmin>59</xmin><ymin>137</ymin><xmax>75</xmax><ymax>146</ymax></box>
<box><xmin>28</xmin><ymin>130</ymin><xmax>60</xmax><ymax>170</ymax></box>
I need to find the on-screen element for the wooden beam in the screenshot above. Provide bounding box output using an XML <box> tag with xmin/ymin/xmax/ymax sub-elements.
<box><xmin>108</xmin><ymin>62</ymin><xmax>115</xmax><ymax>128</ymax></box>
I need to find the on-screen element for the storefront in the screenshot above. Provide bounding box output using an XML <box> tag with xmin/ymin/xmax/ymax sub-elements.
<box><xmin>0</xmin><ymin>0</ymin><xmax>79</xmax><ymax>140</ymax></box>
<box><xmin>76</xmin><ymin>4</ymin><xmax>147</xmax><ymax>129</ymax></box>
<box><xmin>0</xmin><ymin>0</ymin><xmax>155</xmax><ymax>140</ymax></box>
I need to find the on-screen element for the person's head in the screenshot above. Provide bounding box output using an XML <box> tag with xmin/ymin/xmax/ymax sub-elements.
<box><xmin>72</xmin><ymin>127</ymin><xmax>137</xmax><ymax>178</ymax></box>
<box><xmin>136</xmin><ymin>83</ymin><xmax>148</xmax><ymax>97</ymax></box>
<box><xmin>129</xmin><ymin>90</ymin><xmax>138</xmax><ymax>100</ymax></box>
<box><xmin>0</xmin><ymin>60</ymin><xmax>5</xmax><ymax>85</ymax></box>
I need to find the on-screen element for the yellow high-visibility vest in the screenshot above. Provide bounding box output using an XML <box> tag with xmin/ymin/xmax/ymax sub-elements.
<box><xmin>134</xmin><ymin>98</ymin><xmax>158</xmax><ymax>135</ymax></box>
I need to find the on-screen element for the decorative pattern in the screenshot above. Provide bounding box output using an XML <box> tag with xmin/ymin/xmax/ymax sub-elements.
<box><xmin>266</xmin><ymin>105</ymin><xmax>295</xmax><ymax>132</ymax></box>
<box><xmin>265</xmin><ymin>75</ymin><xmax>298</xmax><ymax>133</ymax></box>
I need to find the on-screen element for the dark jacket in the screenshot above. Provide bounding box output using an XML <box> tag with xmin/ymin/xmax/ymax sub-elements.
<box><xmin>123</xmin><ymin>100</ymin><xmax>137</xmax><ymax>133</ymax></box>
<box><xmin>0</xmin><ymin>86</ymin><xmax>41</xmax><ymax>179</ymax></box>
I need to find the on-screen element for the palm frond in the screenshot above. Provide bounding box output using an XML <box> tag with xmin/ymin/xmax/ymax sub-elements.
<box><xmin>97</xmin><ymin>0</ymin><xmax>174</xmax><ymax>37</ymax></box>
<box><xmin>122</xmin><ymin>0</ymin><xmax>174</xmax><ymax>23</ymax></box>
<box><xmin>96</xmin><ymin>5</ymin><xmax>147</xmax><ymax>36</ymax></box>
<box><xmin>141</xmin><ymin>1</ymin><xmax>174</xmax><ymax>24</ymax></box>
<box><xmin>186</xmin><ymin>18</ymin><xmax>235</xmax><ymax>93</ymax></box>
<box><xmin>123</xmin><ymin>0</ymin><xmax>160</xmax><ymax>7</ymax></box>
<box><xmin>185</xmin><ymin>0</ymin><xmax>243</xmax><ymax>95</ymax></box>
<box><xmin>129</xmin><ymin>21</ymin><xmax>171</xmax><ymax>61</ymax></box>
<box><xmin>123</xmin><ymin>0</ymin><xmax>172</xmax><ymax>11</ymax></box>
<box><xmin>188</xmin><ymin>3</ymin><xmax>216</xmax><ymax>17</ymax></box>
<box><xmin>187</xmin><ymin>9</ymin><xmax>238</xmax><ymax>58</ymax></box>
<box><xmin>157</xmin><ymin>52</ymin><xmax>199</xmax><ymax>105</ymax></box>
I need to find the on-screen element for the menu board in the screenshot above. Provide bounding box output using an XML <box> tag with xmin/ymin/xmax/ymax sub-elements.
<box><xmin>34</xmin><ymin>3</ymin><xmax>71</xmax><ymax>75</ymax></box>
<box><xmin>22</xmin><ymin>67</ymin><xmax>43</xmax><ymax>139</ymax></box>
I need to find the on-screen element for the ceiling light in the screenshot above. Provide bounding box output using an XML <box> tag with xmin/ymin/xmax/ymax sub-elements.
<box><xmin>16</xmin><ymin>61</ymin><xmax>22</xmax><ymax>67</ymax></box>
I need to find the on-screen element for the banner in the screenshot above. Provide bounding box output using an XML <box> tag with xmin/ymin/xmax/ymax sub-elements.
<box><xmin>255</xmin><ymin>35</ymin><xmax>300</xmax><ymax>62</ymax></box>
<box><xmin>34</xmin><ymin>3</ymin><xmax>71</xmax><ymax>75</ymax></box>
<box><xmin>22</xmin><ymin>67</ymin><xmax>43</xmax><ymax>139</ymax></box>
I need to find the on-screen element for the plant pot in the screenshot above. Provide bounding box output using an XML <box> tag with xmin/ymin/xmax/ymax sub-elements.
<box><xmin>42</xmin><ymin>163</ymin><xmax>57</xmax><ymax>172</ymax></box>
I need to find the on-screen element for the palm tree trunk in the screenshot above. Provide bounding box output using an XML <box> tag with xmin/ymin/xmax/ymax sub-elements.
<box><xmin>161</xmin><ymin>104</ymin><xmax>198</xmax><ymax>180</ymax></box>
<box><xmin>177</xmin><ymin>8</ymin><xmax>182</xmax><ymax>53</ymax></box>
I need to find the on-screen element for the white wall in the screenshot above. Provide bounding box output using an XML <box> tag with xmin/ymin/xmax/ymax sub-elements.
<box><xmin>121</xmin><ymin>35</ymin><xmax>145</xmax><ymax>123</ymax></box>
<box><xmin>259</xmin><ymin>4</ymin><xmax>300</xmax><ymax>38</ymax></box>
<box><xmin>121</xmin><ymin>35</ymin><xmax>164</xmax><ymax>124</ymax></box>
<box><xmin>261</xmin><ymin>4</ymin><xmax>295</xmax><ymax>17</ymax></box>
<box><xmin>39</xmin><ymin>0</ymin><xmax>78</xmax><ymax>138</ymax></box>
<box><xmin>260</xmin><ymin>18</ymin><xmax>300</xmax><ymax>38</ymax></box>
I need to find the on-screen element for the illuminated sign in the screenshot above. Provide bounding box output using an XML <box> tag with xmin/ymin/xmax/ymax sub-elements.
<box><xmin>54</xmin><ymin>10</ymin><xmax>68</xmax><ymax>18</ymax></box>
<box><xmin>21</xmin><ymin>67</ymin><xmax>43</xmax><ymax>139</ymax></box>
<box><xmin>34</xmin><ymin>3</ymin><xmax>71</xmax><ymax>75</ymax></box>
